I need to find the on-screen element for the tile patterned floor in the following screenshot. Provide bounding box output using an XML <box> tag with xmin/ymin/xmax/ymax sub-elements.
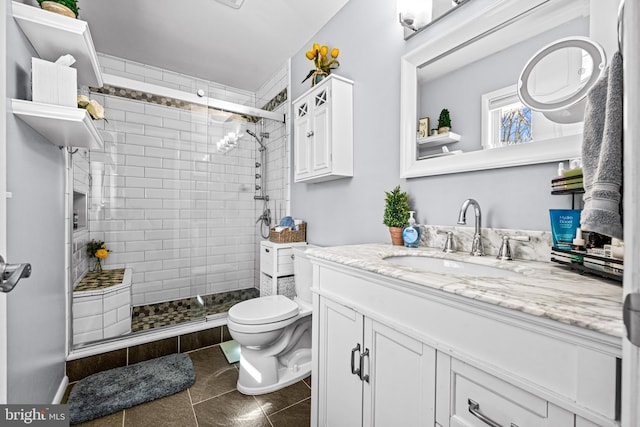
<box><xmin>71</xmin><ymin>344</ymin><xmax>311</xmax><ymax>427</ymax></box>
<box><xmin>131</xmin><ymin>288</ymin><xmax>260</xmax><ymax>332</ymax></box>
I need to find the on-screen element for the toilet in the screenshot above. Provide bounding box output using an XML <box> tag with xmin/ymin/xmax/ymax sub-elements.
<box><xmin>227</xmin><ymin>244</ymin><xmax>316</xmax><ymax>395</ymax></box>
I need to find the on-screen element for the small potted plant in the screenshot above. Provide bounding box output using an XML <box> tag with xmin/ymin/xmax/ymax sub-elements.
<box><xmin>437</xmin><ymin>108</ymin><xmax>452</xmax><ymax>134</ymax></box>
<box><xmin>37</xmin><ymin>0</ymin><xmax>79</xmax><ymax>18</ymax></box>
<box><xmin>302</xmin><ymin>43</ymin><xmax>340</xmax><ymax>87</ymax></box>
<box><xmin>383</xmin><ymin>186</ymin><xmax>410</xmax><ymax>246</ymax></box>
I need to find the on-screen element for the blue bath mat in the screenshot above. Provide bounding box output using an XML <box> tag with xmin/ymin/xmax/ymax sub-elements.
<box><xmin>67</xmin><ymin>353</ymin><xmax>195</xmax><ymax>425</ymax></box>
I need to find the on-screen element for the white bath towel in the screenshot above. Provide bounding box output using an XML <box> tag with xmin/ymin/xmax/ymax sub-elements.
<box><xmin>580</xmin><ymin>51</ymin><xmax>623</xmax><ymax>240</ymax></box>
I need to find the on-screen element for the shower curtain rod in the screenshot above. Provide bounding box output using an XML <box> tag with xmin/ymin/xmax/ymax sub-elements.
<box><xmin>102</xmin><ymin>73</ymin><xmax>286</xmax><ymax>123</ymax></box>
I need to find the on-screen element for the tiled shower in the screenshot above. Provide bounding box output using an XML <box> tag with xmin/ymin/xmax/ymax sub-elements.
<box><xmin>70</xmin><ymin>53</ymin><xmax>290</xmax><ymax>346</ymax></box>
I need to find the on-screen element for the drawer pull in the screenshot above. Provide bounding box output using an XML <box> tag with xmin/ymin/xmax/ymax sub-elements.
<box><xmin>359</xmin><ymin>348</ymin><xmax>370</xmax><ymax>383</ymax></box>
<box><xmin>265</xmin><ymin>248</ymin><xmax>270</xmax><ymax>253</ymax></box>
<box><xmin>350</xmin><ymin>344</ymin><xmax>361</xmax><ymax>377</ymax></box>
<box><xmin>468</xmin><ymin>399</ymin><xmax>518</xmax><ymax>427</ymax></box>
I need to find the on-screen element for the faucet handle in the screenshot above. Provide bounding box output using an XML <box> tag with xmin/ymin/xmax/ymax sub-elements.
<box><xmin>497</xmin><ymin>236</ymin><xmax>513</xmax><ymax>261</ymax></box>
<box><xmin>443</xmin><ymin>232</ymin><xmax>456</xmax><ymax>253</ymax></box>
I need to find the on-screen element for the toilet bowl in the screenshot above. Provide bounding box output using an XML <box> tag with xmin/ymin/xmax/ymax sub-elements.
<box><xmin>227</xmin><ymin>244</ymin><xmax>317</xmax><ymax>395</ymax></box>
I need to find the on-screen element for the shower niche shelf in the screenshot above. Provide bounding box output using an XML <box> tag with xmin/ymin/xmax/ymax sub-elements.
<box><xmin>12</xmin><ymin>100</ymin><xmax>104</xmax><ymax>149</ymax></box>
<box><xmin>12</xmin><ymin>1</ymin><xmax>103</xmax><ymax>87</ymax></box>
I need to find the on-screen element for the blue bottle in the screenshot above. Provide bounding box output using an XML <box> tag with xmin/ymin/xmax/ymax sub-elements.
<box><xmin>402</xmin><ymin>211</ymin><xmax>421</xmax><ymax>248</ymax></box>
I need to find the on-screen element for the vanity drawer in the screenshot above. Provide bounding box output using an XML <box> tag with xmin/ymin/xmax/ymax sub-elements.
<box><xmin>448</xmin><ymin>359</ymin><xmax>573</xmax><ymax>427</ymax></box>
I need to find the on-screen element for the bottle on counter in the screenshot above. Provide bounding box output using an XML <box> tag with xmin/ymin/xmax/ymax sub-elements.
<box><xmin>402</xmin><ymin>211</ymin><xmax>421</xmax><ymax>248</ymax></box>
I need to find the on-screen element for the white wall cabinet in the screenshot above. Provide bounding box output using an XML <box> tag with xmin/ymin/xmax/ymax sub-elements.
<box><xmin>316</xmin><ymin>297</ymin><xmax>436</xmax><ymax>427</ymax></box>
<box><xmin>293</xmin><ymin>75</ymin><xmax>353</xmax><ymax>183</ymax></box>
<box><xmin>311</xmin><ymin>261</ymin><xmax>621</xmax><ymax>427</ymax></box>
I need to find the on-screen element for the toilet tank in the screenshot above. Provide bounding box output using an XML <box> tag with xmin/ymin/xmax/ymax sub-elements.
<box><xmin>292</xmin><ymin>244</ymin><xmax>319</xmax><ymax>304</ymax></box>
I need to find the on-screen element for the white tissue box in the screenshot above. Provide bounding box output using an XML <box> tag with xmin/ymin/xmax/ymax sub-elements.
<box><xmin>31</xmin><ymin>58</ymin><xmax>77</xmax><ymax>107</ymax></box>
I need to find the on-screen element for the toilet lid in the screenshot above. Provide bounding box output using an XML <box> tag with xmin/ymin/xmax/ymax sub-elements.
<box><xmin>228</xmin><ymin>295</ymin><xmax>299</xmax><ymax>325</ymax></box>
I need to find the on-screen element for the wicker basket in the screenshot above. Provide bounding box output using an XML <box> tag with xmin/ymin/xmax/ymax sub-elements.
<box><xmin>269</xmin><ymin>223</ymin><xmax>307</xmax><ymax>243</ymax></box>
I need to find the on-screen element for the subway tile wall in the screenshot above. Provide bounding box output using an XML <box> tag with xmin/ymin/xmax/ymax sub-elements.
<box><xmin>71</xmin><ymin>55</ymin><xmax>290</xmax><ymax>306</ymax></box>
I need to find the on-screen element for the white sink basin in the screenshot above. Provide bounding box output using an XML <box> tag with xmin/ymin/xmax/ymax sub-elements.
<box><xmin>383</xmin><ymin>256</ymin><xmax>521</xmax><ymax>278</ymax></box>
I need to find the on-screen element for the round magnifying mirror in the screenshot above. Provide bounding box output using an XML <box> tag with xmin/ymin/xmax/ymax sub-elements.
<box><xmin>517</xmin><ymin>37</ymin><xmax>606</xmax><ymax>124</ymax></box>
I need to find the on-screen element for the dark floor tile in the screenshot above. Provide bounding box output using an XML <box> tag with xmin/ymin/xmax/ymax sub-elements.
<box><xmin>268</xmin><ymin>397</ymin><xmax>311</xmax><ymax>427</ymax></box>
<box><xmin>75</xmin><ymin>411</ymin><xmax>123</xmax><ymax>427</ymax></box>
<box><xmin>180</xmin><ymin>327</ymin><xmax>222</xmax><ymax>352</ymax></box>
<box><xmin>188</xmin><ymin>346</ymin><xmax>238</xmax><ymax>404</ymax></box>
<box><xmin>128</xmin><ymin>337</ymin><xmax>178</xmax><ymax>365</ymax></box>
<box><xmin>123</xmin><ymin>390</ymin><xmax>196</xmax><ymax>427</ymax></box>
<box><xmin>303</xmin><ymin>375</ymin><xmax>312</xmax><ymax>389</ymax></box>
<box><xmin>66</xmin><ymin>349</ymin><xmax>128</xmax><ymax>382</ymax></box>
<box><xmin>254</xmin><ymin>380</ymin><xmax>311</xmax><ymax>416</ymax></box>
<box><xmin>222</xmin><ymin>325</ymin><xmax>232</xmax><ymax>342</ymax></box>
<box><xmin>193</xmin><ymin>390</ymin><xmax>270</xmax><ymax>427</ymax></box>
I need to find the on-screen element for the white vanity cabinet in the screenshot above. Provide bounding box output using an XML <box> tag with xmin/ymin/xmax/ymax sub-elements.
<box><xmin>316</xmin><ymin>298</ymin><xmax>436</xmax><ymax>427</ymax></box>
<box><xmin>311</xmin><ymin>259</ymin><xmax>621</xmax><ymax>427</ymax></box>
<box><xmin>293</xmin><ymin>75</ymin><xmax>353</xmax><ymax>183</ymax></box>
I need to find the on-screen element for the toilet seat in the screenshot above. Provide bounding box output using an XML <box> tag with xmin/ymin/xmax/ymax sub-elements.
<box><xmin>228</xmin><ymin>295</ymin><xmax>300</xmax><ymax>333</ymax></box>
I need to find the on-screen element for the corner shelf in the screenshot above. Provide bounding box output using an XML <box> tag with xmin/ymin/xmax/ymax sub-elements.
<box><xmin>12</xmin><ymin>99</ymin><xmax>104</xmax><ymax>150</ymax></box>
<box><xmin>417</xmin><ymin>132</ymin><xmax>461</xmax><ymax>148</ymax></box>
<box><xmin>12</xmin><ymin>1</ymin><xmax>103</xmax><ymax>87</ymax></box>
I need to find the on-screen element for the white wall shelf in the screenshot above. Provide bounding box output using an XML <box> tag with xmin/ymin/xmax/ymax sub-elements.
<box><xmin>12</xmin><ymin>1</ymin><xmax>103</xmax><ymax>87</ymax></box>
<box><xmin>417</xmin><ymin>131</ymin><xmax>461</xmax><ymax>147</ymax></box>
<box><xmin>12</xmin><ymin>99</ymin><xmax>104</xmax><ymax>150</ymax></box>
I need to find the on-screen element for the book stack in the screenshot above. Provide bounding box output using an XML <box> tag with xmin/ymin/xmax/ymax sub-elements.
<box><xmin>551</xmin><ymin>168</ymin><xmax>584</xmax><ymax>194</ymax></box>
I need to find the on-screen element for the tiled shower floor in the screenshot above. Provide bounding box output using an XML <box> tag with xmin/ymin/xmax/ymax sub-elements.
<box><xmin>131</xmin><ymin>288</ymin><xmax>260</xmax><ymax>332</ymax></box>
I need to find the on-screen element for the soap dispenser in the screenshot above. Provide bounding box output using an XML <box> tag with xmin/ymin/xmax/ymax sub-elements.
<box><xmin>402</xmin><ymin>211</ymin><xmax>421</xmax><ymax>248</ymax></box>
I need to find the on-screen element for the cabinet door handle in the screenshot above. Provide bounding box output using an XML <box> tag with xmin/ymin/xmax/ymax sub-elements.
<box><xmin>350</xmin><ymin>344</ymin><xmax>361</xmax><ymax>377</ymax></box>
<box><xmin>265</xmin><ymin>248</ymin><xmax>270</xmax><ymax>253</ymax></box>
<box><xmin>359</xmin><ymin>348</ymin><xmax>370</xmax><ymax>383</ymax></box>
<box><xmin>306</xmin><ymin>131</ymin><xmax>314</xmax><ymax>137</ymax></box>
<box><xmin>468</xmin><ymin>399</ymin><xmax>517</xmax><ymax>427</ymax></box>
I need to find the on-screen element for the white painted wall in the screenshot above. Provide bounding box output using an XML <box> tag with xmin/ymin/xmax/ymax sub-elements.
<box><xmin>4</xmin><ymin>0</ymin><xmax>67</xmax><ymax>403</ymax></box>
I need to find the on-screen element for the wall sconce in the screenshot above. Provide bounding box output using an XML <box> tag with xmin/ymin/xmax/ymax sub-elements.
<box><xmin>398</xmin><ymin>0</ymin><xmax>433</xmax><ymax>32</ymax></box>
<box><xmin>398</xmin><ymin>0</ymin><xmax>468</xmax><ymax>40</ymax></box>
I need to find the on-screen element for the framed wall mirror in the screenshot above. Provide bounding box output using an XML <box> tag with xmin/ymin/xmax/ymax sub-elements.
<box><xmin>399</xmin><ymin>0</ymin><xmax>593</xmax><ymax>178</ymax></box>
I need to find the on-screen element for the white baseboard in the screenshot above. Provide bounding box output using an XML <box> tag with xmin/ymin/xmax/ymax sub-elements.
<box><xmin>53</xmin><ymin>375</ymin><xmax>69</xmax><ymax>404</ymax></box>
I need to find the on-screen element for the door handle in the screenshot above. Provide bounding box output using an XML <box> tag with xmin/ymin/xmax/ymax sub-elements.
<box><xmin>359</xmin><ymin>348</ymin><xmax>370</xmax><ymax>383</ymax></box>
<box><xmin>0</xmin><ymin>255</ymin><xmax>32</xmax><ymax>293</ymax></box>
<box><xmin>350</xmin><ymin>344</ymin><xmax>361</xmax><ymax>377</ymax></box>
<box><xmin>306</xmin><ymin>131</ymin><xmax>314</xmax><ymax>137</ymax></box>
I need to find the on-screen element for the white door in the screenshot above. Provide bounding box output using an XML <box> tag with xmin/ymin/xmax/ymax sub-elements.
<box><xmin>317</xmin><ymin>297</ymin><xmax>363</xmax><ymax>427</ymax></box>
<box><xmin>0</xmin><ymin>0</ymin><xmax>8</xmax><ymax>404</ymax></box>
<box><xmin>362</xmin><ymin>318</ymin><xmax>436</xmax><ymax>427</ymax></box>
<box><xmin>293</xmin><ymin>98</ymin><xmax>312</xmax><ymax>180</ymax></box>
<box><xmin>310</xmin><ymin>86</ymin><xmax>332</xmax><ymax>176</ymax></box>
<box><xmin>621</xmin><ymin>0</ymin><xmax>640</xmax><ymax>425</ymax></box>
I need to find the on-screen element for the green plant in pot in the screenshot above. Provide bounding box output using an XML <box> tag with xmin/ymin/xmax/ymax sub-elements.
<box><xmin>437</xmin><ymin>108</ymin><xmax>451</xmax><ymax>134</ymax></box>
<box><xmin>37</xmin><ymin>0</ymin><xmax>79</xmax><ymax>18</ymax></box>
<box><xmin>383</xmin><ymin>186</ymin><xmax>410</xmax><ymax>246</ymax></box>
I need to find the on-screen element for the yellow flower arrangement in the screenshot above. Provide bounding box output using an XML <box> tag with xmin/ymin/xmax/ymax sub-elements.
<box><xmin>302</xmin><ymin>43</ymin><xmax>340</xmax><ymax>86</ymax></box>
<box><xmin>77</xmin><ymin>95</ymin><xmax>106</xmax><ymax>121</ymax></box>
<box><xmin>87</xmin><ymin>240</ymin><xmax>110</xmax><ymax>273</ymax></box>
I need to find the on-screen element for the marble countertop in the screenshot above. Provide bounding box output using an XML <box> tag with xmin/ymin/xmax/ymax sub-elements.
<box><xmin>307</xmin><ymin>244</ymin><xmax>624</xmax><ymax>338</ymax></box>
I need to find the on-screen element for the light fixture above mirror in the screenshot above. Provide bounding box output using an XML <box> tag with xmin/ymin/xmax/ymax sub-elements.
<box><xmin>398</xmin><ymin>0</ymin><xmax>470</xmax><ymax>40</ymax></box>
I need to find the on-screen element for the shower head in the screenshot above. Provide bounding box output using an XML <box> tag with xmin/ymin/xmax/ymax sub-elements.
<box><xmin>246</xmin><ymin>129</ymin><xmax>267</xmax><ymax>150</ymax></box>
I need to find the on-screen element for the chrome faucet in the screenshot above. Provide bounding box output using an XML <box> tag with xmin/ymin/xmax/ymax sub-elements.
<box><xmin>457</xmin><ymin>199</ymin><xmax>484</xmax><ymax>256</ymax></box>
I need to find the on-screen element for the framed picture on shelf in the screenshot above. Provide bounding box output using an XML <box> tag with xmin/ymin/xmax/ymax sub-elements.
<box><xmin>418</xmin><ymin>117</ymin><xmax>430</xmax><ymax>138</ymax></box>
